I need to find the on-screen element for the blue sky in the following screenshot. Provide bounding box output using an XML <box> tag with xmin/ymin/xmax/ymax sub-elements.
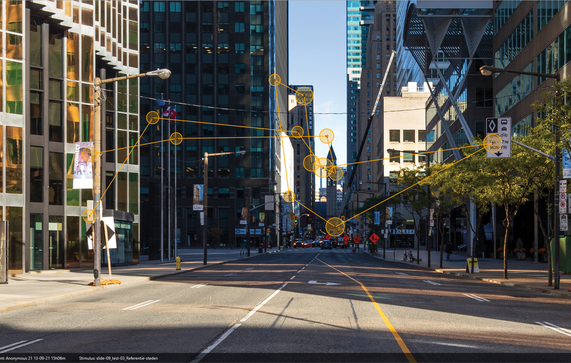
<box><xmin>288</xmin><ymin>0</ymin><xmax>347</xmax><ymax>175</ymax></box>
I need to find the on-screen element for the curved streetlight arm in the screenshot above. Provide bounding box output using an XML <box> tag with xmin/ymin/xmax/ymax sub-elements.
<box><xmin>96</xmin><ymin>69</ymin><xmax>172</xmax><ymax>86</ymax></box>
<box><xmin>479</xmin><ymin>65</ymin><xmax>560</xmax><ymax>81</ymax></box>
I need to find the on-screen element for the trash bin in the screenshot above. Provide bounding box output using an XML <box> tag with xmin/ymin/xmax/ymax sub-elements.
<box><xmin>0</xmin><ymin>221</ymin><xmax>8</xmax><ymax>284</ymax></box>
<box><xmin>550</xmin><ymin>236</ymin><xmax>571</xmax><ymax>273</ymax></box>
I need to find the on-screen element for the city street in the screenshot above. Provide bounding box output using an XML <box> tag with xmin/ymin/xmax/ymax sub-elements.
<box><xmin>1</xmin><ymin>249</ymin><xmax>571</xmax><ymax>362</ymax></box>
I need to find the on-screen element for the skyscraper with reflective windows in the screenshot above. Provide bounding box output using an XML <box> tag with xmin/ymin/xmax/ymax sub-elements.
<box><xmin>2</xmin><ymin>0</ymin><xmax>141</xmax><ymax>274</ymax></box>
<box><xmin>346</xmin><ymin>1</ymin><xmax>376</xmax><ymax>169</ymax></box>
<box><xmin>139</xmin><ymin>1</ymin><xmax>288</xmax><ymax>259</ymax></box>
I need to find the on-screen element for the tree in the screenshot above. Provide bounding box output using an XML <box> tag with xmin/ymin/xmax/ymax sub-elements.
<box><xmin>395</xmin><ymin>165</ymin><xmax>430</xmax><ymax>261</ymax></box>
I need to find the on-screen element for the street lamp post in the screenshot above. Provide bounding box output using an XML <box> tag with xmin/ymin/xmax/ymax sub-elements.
<box><xmin>479</xmin><ymin>65</ymin><xmax>561</xmax><ymax>289</ymax></box>
<box><xmin>92</xmin><ymin>69</ymin><xmax>171</xmax><ymax>286</ymax></box>
<box><xmin>202</xmin><ymin>150</ymin><xmax>246</xmax><ymax>265</ymax></box>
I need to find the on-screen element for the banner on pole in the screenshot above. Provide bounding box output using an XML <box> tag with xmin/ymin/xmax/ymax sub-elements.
<box><xmin>193</xmin><ymin>184</ymin><xmax>204</xmax><ymax>211</ymax></box>
<box><xmin>73</xmin><ymin>142</ymin><xmax>94</xmax><ymax>189</ymax></box>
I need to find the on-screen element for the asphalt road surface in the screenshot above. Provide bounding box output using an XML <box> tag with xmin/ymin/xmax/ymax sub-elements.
<box><xmin>2</xmin><ymin>248</ymin><xmax>571</xmax><ymax>362</ymax></box>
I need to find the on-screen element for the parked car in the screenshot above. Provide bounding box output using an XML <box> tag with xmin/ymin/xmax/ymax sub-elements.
<box><xmin>321</xmin><ymin>240</ymin><xmax>333</xmax><ymax>250</ymax></box>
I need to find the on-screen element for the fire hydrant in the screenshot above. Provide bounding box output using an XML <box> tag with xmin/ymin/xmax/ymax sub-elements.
<box><xmin>176</xmin><ymin>256</ymin><xmax>181</xmax><ymax>270</ymax></box>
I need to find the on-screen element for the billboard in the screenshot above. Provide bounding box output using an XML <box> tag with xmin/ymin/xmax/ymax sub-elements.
<box><xmin>193</xmin><ymin>184</ymin><xmax>204</xmax><ymax>211</ymax></box>
<box><xmin>73</xmin><ymin>142</ymin><xmax>93</xmax><ymax>189</ymax></box>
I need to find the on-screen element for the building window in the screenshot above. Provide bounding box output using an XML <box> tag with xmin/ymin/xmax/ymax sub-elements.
<box><xmin>403</xmin><ymin>130</ymin><xmax>415</xmax><ymax>142</ymax></box>
<box><xmin>418</xmin><ymin>130</ymin><xmax>426</xmax><ymax>142</ymax></box>
<box><xmin>475</xmin><ymin>86</ymin><xmax>493</xmax><ymax>108</ymax></box>
<box><xmin>389</xmin><ymin>150</ymin><xmax>400</xmax><ymax>163</ymax></box>
<box><xmin>389</xmin><ymin>130</ymin><xmax>400</xmax><ymax>142</ymax></box>
<box><xmin>403</xmin><ymin>151</ymin><xmax>414</xmax><ymax>163</ymax></box>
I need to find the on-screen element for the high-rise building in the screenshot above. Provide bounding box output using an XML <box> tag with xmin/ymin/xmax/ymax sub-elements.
<box><xmin>491</xmin><ymin>1</ymin><xmax>570</xmax><ymax>133</ymax></box>
<box><xmin>138</xmin><ymin>1</ymin><xmax>288</xmax><ymax>258</ymax></box>
<box><xmin>2</xmin><ymin>1</ymin><xmax>141</xmax><ymax>273</ymax></box>
<box><xmin>346</xmin><ymin>1</ymin><xmax>376</xmax><ymax>168</ymax></box>
<box><xmin>287</xmin><ymin>85</ymin><xmax>315</xmax><ymax>223</ymax></box>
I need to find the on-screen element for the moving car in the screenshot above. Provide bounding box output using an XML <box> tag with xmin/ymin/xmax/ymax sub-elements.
<box><xmin>321</xmin><ymin>240</ymin><xmax>332</xmax><ymax>249</ymax></box>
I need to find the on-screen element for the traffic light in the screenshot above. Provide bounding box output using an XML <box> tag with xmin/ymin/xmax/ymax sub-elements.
<box><xmin>294</xmin><ymin>216</ymin><xmax>298</xmax><ymax>225</ymax></box>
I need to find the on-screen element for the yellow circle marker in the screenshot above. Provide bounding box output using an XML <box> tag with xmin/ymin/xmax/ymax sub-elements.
<box><xmin>283</xmin><ymin>190</ymin><xmax>295</xmax><ymax>203</ymax></box>
<box><xmin>295</xmin><ymin>87</ymin><xmax>314</xmax><ymax>105</ymax></box>
<box><xmin>314</xmin><ymin>158</ymin><xmax>332</xmax><ymax>178</ymax></box>
<box><xmin>268</xmin><ymin>74</ymin><xmax>281</xmax><ymax>86</ymax></box>
<box><xmin>319</xmin><ymin>128</ymin><xmax>335</xmax><ymax>144</ymax></box>
<box><xmin>484</xmin><ymin>134</ymin><xmax>502</xmax><ymax>153</ymax></box>
<box><xmin>330</xmin><ymin>166</ymin><xmax>343</xmax><ymax>181</ymax></box>
<box><xmin>147</xmin><ymin>111</ymin><xmax>160</xmax><ymax>124</ymax></box>
<box><xmin>326</xmin><ymin>217</ymin><xmax>345</xmax><ymax>237</ymax></box>
<box><xmin>291</xmin><ymin>126</ymin><xmax>304</xmax><ymax>139</ymax></box>
<box><xmin>303</xmin><ymin>155</ymin><xmax>319</xmax><ymax>172</ymax></box>
<box><xmin>82</xmin><ymin>147</ymin><xmax>96</xmax><ymax>162</ymax></box>
<box><xmin>171</xmin><ymin>132</ymin><xmax>183</xmax><ymax>145</ymax></box>
<box><xmin>83</xmin><ymin>209</ymin><xmax>96</xmax><ymax>223</ymax></box>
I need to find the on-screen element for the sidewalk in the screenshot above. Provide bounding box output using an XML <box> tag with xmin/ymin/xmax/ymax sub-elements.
<box><xmin>361</xmin><ymin>245</ymin><xmax>571</xmax><ymax>298</ymax></box>
<box><xmin>0</xmin><ymin>248</ymin><xmax>278</xmax><ymax>314</ymax></box>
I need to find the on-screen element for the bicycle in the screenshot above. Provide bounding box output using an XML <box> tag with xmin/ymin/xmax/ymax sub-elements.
<box><xmin>403</xmin><ymin>250</ymin><xmax>414</xmax><ymax>262</ymax></box>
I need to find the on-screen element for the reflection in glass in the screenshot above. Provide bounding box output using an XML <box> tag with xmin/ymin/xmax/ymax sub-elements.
<box><xmin>7</xmin><ymin>34</ymin><xmax>23</xmax><ymax>60</ymax></box>
<box><xmin>6</xmin><ymin>126</ymin><xmax>23</xmax><ymax>194</ymax></box>
<box><xmin>66</xmin><ymin>217</ymin><xmax>80</xmax><ymax>268</ymax></box>
<box><xmin>0</xmin><ymin>127</ymin><xmax>2</xmax><ymax>192</ymax></box>
<box><xmin>81</xmin><ymin>35</ymin><xmax>93</xmax><ymax>83</ymax></box>
<box><xmin>67</xmin><ymin>81</ymin><xmax>79</xmax><ymax>101</ymax></box>
<box><xmin>129</xmin><ymin>78</ymin><xmax>138</xmax><ymax>113</ymax></box>
<box><xmin>82</xmin><ymin>105</ymin><xmax>93</xmax><ymax>141</ymax></box>
<box><xmin>30</xmin><ymin>91</ymin><xmax>43</xmax><ymax>135</ymax></box>
<box><xmin>129</xmin><ymin>173</ymin><xmax>138</xmax><ymax>214</ymax></box>
<box><xmin>49</xmin><ymin>79</ymin><xmax>62</xmax><ymax>99</ymax></box>
<box><xmin>49</xmin><ymin>152</ymin><xmax>64</xmax><ymax>205</ymax></box>
<box><xmin>117</xmin><ymin>79</ymin><xmax>127</xmax><ymax>111</ymax></box>
<box><xmin>6</xmin><ymin>61</ymin><xmax>23</xmax><ymax>114</ymax></box>
<box><xmin>129</xmin><ymin>132</ymin><xmax>139</xmax><ymax>165</ymax></box>
<box><xmin>30</xmin><ymin>68</ymin><xmax>42</xmax><ymax>89</ymax></box>
<box><xmin>6</xmin><ymin>1</ymin><xmax>22</xmax><ymax>33</ymax></box>
<box><xmin>67</xmin><ymin>32</ymin><xmax>79</xmax><ymax>80</ymax></box>
<box><xmin>7</xmin><ymin>207</ymin><xmax>23</xmax><ymax>272</ymax></box>
<box><xmin>66</xmin><ymin>154</ymin><xmax>79</xmax><ymax>206</ymax></box>
<box><xmin>67</xmin><ymin>102</ymin><xmax>80</xmax><ymax>143</ymax></box>
<box><xmin>49</xmin><ymin>32</ymin><xmax>63</xmax><ymax>78</ymax></box>
<box><xmin>30</xmin><ymin>214</ymin><xmax>43</xmax><ymax>270</ymax></box>
<box><xmin>118</xmin><ymin>172</ymin><xmax>127</xmax><ymax>211</ymax></box>
<box><xmin>117</xmin><ymin>130</ymin><xmax>127</xmax><ymax>163</ymax></box>
<box><xmin>49</xmin><ymin>101</ymin><xmax>63</xmax><ymax>142</ymax></box>
<box><xmin>30</xmin><ymin>147</ymin><xmax>43</xmax><ymax>203</ymax></box>
<box><xmin>106</xmin><ymin>172</ymin><xmax>115</xmax><ymax>210</ymax></box>
<box><xmin>49</xmin><ymin>216</ymin><xmax>64</xmax><ymax>269</ymax></box>
<box><xmin>0</xmin><ymin>61</ymin><xmax>3</xmax><ymax>112</ymax></box>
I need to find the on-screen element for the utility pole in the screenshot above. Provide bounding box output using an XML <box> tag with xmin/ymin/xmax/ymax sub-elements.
<box><xmin>246</xmin><ymin>187</ymin><xmax>251</xmax><ymax>257</ymax></box>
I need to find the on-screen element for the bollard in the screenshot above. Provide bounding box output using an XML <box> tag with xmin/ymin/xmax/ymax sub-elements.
<box><xmin>176</xmin><ymin>256</ymin><xmax>181</xmax><ymax>270</ymax></box>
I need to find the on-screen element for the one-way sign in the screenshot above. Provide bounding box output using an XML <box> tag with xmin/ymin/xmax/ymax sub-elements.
<box><xmin>486</xmin><ymin>117</ymin><xmax>511</xmax><ymax>158</ymax></box>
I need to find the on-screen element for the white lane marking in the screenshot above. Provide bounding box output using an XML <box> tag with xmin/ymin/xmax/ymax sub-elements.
<box><xmin>245</xmin><ymin>267</ymin><xmax>254</xmax><ymax>270</ymax></box>
<box><xmin>536</xmin><ymin>322</ymin><xmax>571</xmax><ymax>337</ymax></box>
<box><xmin>191</xmin><ymin>283</ymin><xmax>288</xmax><ymax>363</ymax></box>
<box><xmin>123</xmin><ymin>300</ymin><xmax>160</xmax><ymax>310</ymax></box>
<box><xmin>413</xmin><ymin>340</ymin><xmax>481</xmax><ymax>349</ymax></box>
<box><xmin>395</xmin><ymin>272</ymin><xmax>408</xmax><ymax>276</ymax></box>
<box><xmin>0</xmin><ymin>341</ymin><xmax>28</xmax><ymax>351</ymax></box>
<box><xmin>0</xmin><ymin>339</ymin><xmax>44</xmax><ymax>353</ymax></box>
<box><xmin>301</xmin><ymin>267</ymin><xmax>305</xmax><ymax>270</ymax></box>
<box><xmin>423</xmin><ymin>280</ymin><xmax>441</xmax><ymax>286</ymax></box>
<box><xmin>224</xmin><ymin>273</ymin><xmax>236</xmax><ymax>276</ymax></box>
<box><xmin>308</xmin><ymin>280</ymin><xmax>341</xmax><ymax>286</ymax></box>
<box><xmin>463</xmin><ymin>293</ymin><xmax>490</xmax><ymax>302</ymax></box>
<box><xmin>191</xmin><ymin>284</ymin><xmax>207</xmax><ymax>289</ymax></box>
<box><xmin>290</xmin><ymin>275</ymin><xmax>296</xmax><ymax>280</ymax></box>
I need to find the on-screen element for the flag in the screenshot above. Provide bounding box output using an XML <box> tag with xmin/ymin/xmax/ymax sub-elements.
<box><xmin>163</xmin><ymin>106</ymin><xmax>171</xmax><ymax>117</ymax></box>
<box><xmin>156</xmin><ymin>98</ymin><xmax>166</xmax><ymax>107</ymax></box>
<box><xmin>169</xmin><ymin>106</ymin><xmax>178</xmax><ymax>120</ymax></box>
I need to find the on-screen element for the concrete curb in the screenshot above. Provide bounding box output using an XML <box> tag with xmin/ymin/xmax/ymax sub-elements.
<box><xmin>362</xmin><ymin>250</ymin><xmax>571</xmax><ymax>299</ymax></box>
<box><xmin>1</xmin><ymin>251</ymin><xmax>281</xmax><ymax>314</ymax></box>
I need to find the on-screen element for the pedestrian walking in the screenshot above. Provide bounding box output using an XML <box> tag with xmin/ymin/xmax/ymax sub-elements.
<box><xmin>445</xmin><ymin>242</ymin><xmax>453</xmax><ymax>260</ymax></box>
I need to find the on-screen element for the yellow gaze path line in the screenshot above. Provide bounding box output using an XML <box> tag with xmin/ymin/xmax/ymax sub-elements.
<box><xmin>316</xmin><ymin>256</ymin><xmax>417</xmax><ymax>363</ymax></box>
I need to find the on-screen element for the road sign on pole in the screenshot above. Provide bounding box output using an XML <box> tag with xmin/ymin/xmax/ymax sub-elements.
<box><xmin>486</xmin><ymin>117</ymin><xmax>511</xmax><ymax>158</ymax></box>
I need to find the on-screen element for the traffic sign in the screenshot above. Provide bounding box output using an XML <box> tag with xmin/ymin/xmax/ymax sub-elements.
<box><xmin>325</xmin><ymin>235</ymin><xmax>331</xmax><ymax>240</ymax></box>
<box><xmin>486</xmin><ymin>117</ymin><xmax>511</xmax><ymax>158</ymax></box>
<box><xmin>343</xmin><ymin>235</ymin><xmax>349</xmax><ymax>245</ymax></box>
<box><xmin>560</xmin><ymin>180</ymin><xmax>567</xmax><ymax>193</ymax></box>
<box><xmin>353</xmin><ymin>236</ymin><xmax>361</xmax><ymax>244</ymax></box>
<box><xmin>369</xmin><ymin>233</ymin><xmax>379</xmax><ymax>244</ymax></box>
<box><xmin>561</xmin><ymin>214</ymin><xmax>569</xmax><ymax>232</ymax></box>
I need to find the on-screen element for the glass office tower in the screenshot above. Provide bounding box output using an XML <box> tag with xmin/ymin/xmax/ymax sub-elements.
<box><xmin>139</xmin><ymin>1</ymin><xmax>288</xmax><ymax>259</ymax></box>
<box><xmin>1</xmin><ymin>0</ymin><xmax>140</xmax><ymax>273</ymax></box>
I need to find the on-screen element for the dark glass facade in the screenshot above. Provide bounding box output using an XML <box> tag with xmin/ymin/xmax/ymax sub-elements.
<box><xmin>139</xmin><ymin>1</ymin><xmax>288</xmax><ymax>258</ymax></box>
